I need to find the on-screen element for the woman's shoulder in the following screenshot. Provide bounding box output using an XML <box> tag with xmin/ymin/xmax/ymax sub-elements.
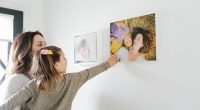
<box><xmin>0</xmin><ymin>74</ymin><xmax>32</xmax><ymax>101</ymax></box>
<box><xmin>6</xmin><ymin>74</ymin><xmax>30</xmax><ymax>82</ymax></box>
<box><xmin>3</xmin><ymin>74</ymin><xmax>31</xmax><ymax>88</ymax></box>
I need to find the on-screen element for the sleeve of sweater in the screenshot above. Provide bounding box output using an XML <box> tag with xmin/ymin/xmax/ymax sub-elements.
<box><xmin>71</xmin><ymin>62</ymin><xmax>111</xmax><ymax>91</ymax></box>
<box><xmin>0</xmin><ymin>80</ymin><xmax>35</xmax><ymax>110</ymax></box>
<box><xmin>1</xmin><ymin>74</ymin><xmax>30</xmax><ymax>101</ymax></box>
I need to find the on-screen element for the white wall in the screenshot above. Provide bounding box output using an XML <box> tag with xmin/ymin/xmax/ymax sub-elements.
<box><xmin>0</xmin><ymin>0</ymin><xmax>45</xmax><ymax>35</ymax></box>
<box><xmin>3</xmin><ymin>0</ymin><xmax>200</xmax><ymax>109</ymax></box>
<box><xmin>44</xmin><ymin>0</ymin><xmax>200</xmax><ymax>110</ymax></box>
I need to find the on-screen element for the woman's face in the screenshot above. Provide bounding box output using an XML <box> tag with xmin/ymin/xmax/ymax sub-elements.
<box><xmin>55</xmin><ymin>51</ymin><xmax>67</xmax><ymax>73</ymax></box>
<box><xmin>134</xmin><ymin>34</ymin><xmax>143</xmax><ymax>46</ymax></box>
<box><xmin>123</xmin><ymin>34</ymin><xmax>132</xmax><ymax>48</ymax></box>
<box><xmin>32</xmin><ymin>34</ymin><xmax>46</xmax><ymax>55</ymax></box>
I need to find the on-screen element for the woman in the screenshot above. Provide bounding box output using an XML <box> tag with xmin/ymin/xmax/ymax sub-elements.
<box><xmin>128</xmin><ymin>27</ymin><xmax>152</xmax><ymax>61</ymax></box>
<box><xmin>0</xmin><ymin>31</ymin><xmax>46</xmax><ymax>110</ymax></box>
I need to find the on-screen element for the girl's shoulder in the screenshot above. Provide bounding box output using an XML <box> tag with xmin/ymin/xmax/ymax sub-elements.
<box><xmin>63</xmin><ymin>73</ymin><xmax>80</xmax><ymax>80</ymax></box>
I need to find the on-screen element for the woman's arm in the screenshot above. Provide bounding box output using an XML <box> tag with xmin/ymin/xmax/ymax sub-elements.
<box><xmin>0</xmin><ymin>81</ymin><xmax>35</xmax><ymax>110</ymax></box>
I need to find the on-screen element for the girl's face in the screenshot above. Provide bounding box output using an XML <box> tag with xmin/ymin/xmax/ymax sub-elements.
<box><xmin>32</xmin><ymin>34</ymin><xmax>46</xmax><ymax>55</ymax></box>
<box><xmin>134</xmin><ymin>34</ymin><xmax>143</xmax><ymax>47</ymax></box>
<box><xmin>55</xmin><ymin>51</ymin><xmax>67</xmax><ymax>73</ymax></box>
<box><xmin>123</xmin><ymin>34</ymin><xmax>132</xmax><ymax>48</ymax></box>
<box><xmin>116</xmin><ymin>21</ymin><xmax>125</xmax><ymax>27</ymax></box>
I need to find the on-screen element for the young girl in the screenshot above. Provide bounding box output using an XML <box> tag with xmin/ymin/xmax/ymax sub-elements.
<box><xmin>110</xmin><ymin>20</ymin><xmax>130</xmax><ymax>54</ymax></box>
<box><xmin>0</xmin><ymin>46</ymin><xmax>119</xmax><ymax>110</ymax></box>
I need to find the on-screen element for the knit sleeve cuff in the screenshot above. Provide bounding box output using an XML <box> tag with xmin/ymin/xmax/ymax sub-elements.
<box><xmin>104</xmin><ymin>61</ymin><xmax>111</xmax><ymax>69</ymax></box>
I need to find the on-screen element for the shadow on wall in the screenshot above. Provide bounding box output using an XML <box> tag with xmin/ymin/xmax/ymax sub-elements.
<box><xmin>121</xmin><ymin>60</ymin><xmax>170</xmax><ymax>89</ymax></box>
<box><xmin>125</xmin><ymin>61</ymin><xmax>155</xmax><ymax>79</ymax></box>
<box><xmin>96</xmin><ymin>93</ymin><xmax>134</xmax><ymax>110</ymax></box>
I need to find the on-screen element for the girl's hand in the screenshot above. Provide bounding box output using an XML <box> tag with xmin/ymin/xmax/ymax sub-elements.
<box><xmin>107</xmin><ymin>54</ymin><xmax>120</xmax><ymax>67</ymax></box>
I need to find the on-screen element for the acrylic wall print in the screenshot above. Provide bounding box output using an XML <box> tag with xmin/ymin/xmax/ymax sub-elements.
<box><xmin>74</xmin><ymin>32</ymin><xmax>97</xmax><ymax>63</ymax></box>
<box><xmin>110</xmin><ymin>13</ymin><xmax>156</xmax><ymax>62</ymax></box>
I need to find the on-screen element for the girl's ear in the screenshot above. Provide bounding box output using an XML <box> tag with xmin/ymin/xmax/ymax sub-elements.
<box><xmin>54</xmin><ymin>62</ymin><xmax>59</xmax><ymax>69</ymax></box>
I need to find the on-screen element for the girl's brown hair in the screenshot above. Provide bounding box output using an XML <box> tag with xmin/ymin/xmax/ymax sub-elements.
<box><xmin>31</xmin><ymin>46</ymin><xmax>62</xmax><ymax>91</ymax></box>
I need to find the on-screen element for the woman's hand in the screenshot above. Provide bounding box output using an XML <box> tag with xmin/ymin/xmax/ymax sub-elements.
<box><xmin>107</xmin><ymin>54</ymin><xmax>120</xmax><ymax>67</ymax></box>
<box><xmin>128</xmin><ymin>46</ymin><xmax>139</xmax><ymax>61</ymax></box>
<box><xmin>129</xmin><ymin>46</ymin><xmax>138</xmax><ymax>55</ymax></box>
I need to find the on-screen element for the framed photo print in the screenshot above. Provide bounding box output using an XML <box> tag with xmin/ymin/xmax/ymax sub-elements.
<box><xmin>110</xmin><ymin>13</ymin><xmax>156</xmax><ymax>62</ymax></box>
<box><xmin>74</xmin><ymin>32</ymin><xmax>97</xmax><ymax>64</ymax></box>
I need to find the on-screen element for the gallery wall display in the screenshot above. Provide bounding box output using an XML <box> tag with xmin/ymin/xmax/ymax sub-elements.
<box><xmin>110</xmin><ymin>13</ymin><xmax>156</xmax><ymax>62</ymax></box>
<box><xmin>74</xmin><ymin>32</ymin><xmax>97</xmax><ymax>64</ymax></box>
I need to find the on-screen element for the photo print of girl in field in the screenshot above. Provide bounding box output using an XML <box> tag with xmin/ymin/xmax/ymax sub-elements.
<box><xmin>110</xmin><ymin>13</ymin><xmax>156</xmax><ymax>62</ymax></box>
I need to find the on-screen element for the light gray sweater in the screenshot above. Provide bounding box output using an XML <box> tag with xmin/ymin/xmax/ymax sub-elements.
<box><xmin>0</xmin><ymin>74</ymin><xmax>31</xmax><ymax>110</ymax></box>
<box><xmin>0</xmin><ymin>62</ymin><xmax>110</xmax><ymax>110</ymax></box>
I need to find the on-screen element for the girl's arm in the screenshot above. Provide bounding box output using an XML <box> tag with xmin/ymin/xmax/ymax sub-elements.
<box><xmin>75</xmin><ymin>54</ymin><xmax>119</xmax><ymax>89</ymax></box>
<box><xmin>0</xmin><ymin>80</ymin><xmax>35</xmax><ymax>110</ymax></box>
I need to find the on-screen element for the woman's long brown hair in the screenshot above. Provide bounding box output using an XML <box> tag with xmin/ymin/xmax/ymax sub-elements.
<box><xmin>8</xmin><ymin>31</ymin><xmax>43</xmax><ymax>79</ymax></box>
